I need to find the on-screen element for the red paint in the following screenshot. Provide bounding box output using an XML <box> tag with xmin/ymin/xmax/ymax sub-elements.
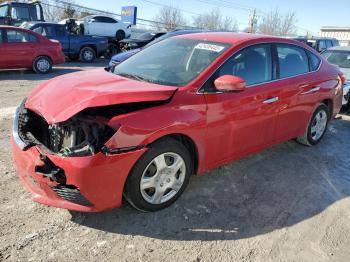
<box><xmin>0</xmin><ymin>26</ymin><xmax>64</xmax><ymax>70</ymax></box>
<box><xmin>214</xmin><ymin>75</ymin><xmax>246</xmax><ymax>92</ymax></box>
<box><xmin>12</xmin><ymin>33</ymin><xmax>343</xmax><ymax>212</ymax></box>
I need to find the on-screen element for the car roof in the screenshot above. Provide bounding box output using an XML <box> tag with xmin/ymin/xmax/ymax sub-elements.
<box><xmin>176</xmin><ymin>32</ymin><xmax>285</xmax><ymax>44</ymax></box>
<box><xmin>326</xmin><ymin>46</ymin><xmax>350</xmax><ymax>51</ymax></box>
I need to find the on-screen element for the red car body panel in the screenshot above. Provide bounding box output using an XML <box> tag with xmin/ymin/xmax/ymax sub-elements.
<box><xmin>26</xmin><ymin>69</ymin><xmax>178</xmax><ymax>124</ymax></box>
<box><xmin>11</xmin><ymin>33</ymin><xmax>343</xmax><ymax>212</ymax></box>
<box><xmin>0</xmin><ymin>26</ymin><xmax>65</xmax><ymax>70</ymax></box>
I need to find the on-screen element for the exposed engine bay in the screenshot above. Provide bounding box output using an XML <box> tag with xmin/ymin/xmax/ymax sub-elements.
<box><xmin>16</xmin><ymin>100</ymin><xmax>168</xmax><ymax>157</ymax></box>
<box><xmin>18</xmin><ymin>108</ymin><xmax>115</xmax><ymax>157</ymax></box>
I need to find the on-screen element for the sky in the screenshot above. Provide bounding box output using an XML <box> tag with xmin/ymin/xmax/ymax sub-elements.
<box><xmin>85</xmin><ymin>0</ymin><xmax>350</xmax><ymax>35</ymax></box>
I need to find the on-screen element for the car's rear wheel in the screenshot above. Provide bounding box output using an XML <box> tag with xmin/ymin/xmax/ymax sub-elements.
<box><xmin>124</xmin><ymin>138</ymin><xmax>192</xmax><ymax>212</ymax></box>
<box><xmin>116</xmin><ymin>30</ymin><xmax>126</xmax><ymax>41</ymax></box>
<box><xmin>33</xmin><ymin>56</ymin><xmax>52</xmax><ymax>74</ymax></box>
<box><xmin>296</xmin><ymin>103</ymin><xmax>329</xmax><ymax>146</ymax></box>
<box><xmin>79</xmin><ymin>47</ymin><xmax>96</xmax><ymax>63</ymax></box>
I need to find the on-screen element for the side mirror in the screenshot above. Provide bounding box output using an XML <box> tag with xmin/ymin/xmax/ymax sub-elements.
<box><xmin>214</xmin><ymin>75</ymin><xmax>246</xmax><ymax>92</ymax></box>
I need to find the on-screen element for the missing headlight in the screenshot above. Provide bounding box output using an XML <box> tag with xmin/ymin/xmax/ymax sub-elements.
<box><xmin>49</xmin><ymin>116</ymin><xmax>116</xmax><ymax>157</ymax></box>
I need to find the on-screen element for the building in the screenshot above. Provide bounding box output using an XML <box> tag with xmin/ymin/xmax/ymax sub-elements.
<box><xmin>320</xmin><ymin>27</ymin><xmax>350</xmax><ymax>46</ymax></box>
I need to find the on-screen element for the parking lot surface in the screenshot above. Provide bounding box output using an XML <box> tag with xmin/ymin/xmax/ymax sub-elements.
<box><xmin>1</xmin><ymin>61</ymin><xmax>350</xmax><ymax>262</ymax></box>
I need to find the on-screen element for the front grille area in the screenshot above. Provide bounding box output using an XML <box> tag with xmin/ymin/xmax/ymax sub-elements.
<box><xmin>17</xmin><ymin>106</ymin><xmax>50</xmax><ymax>150</ymax></box>
<box><xmin>51</xmin><ymin>185</ymin><xmax>93</xmax><ymax>207</ymax></box>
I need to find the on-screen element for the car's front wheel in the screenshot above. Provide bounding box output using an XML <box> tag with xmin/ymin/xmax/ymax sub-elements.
<box><xmin>33</xmin><ymin>56</ymin><xmax>52</xmax><ymax>74</ymax></box>
<box><xmin>124</xmin><ymin>138</ymin><xmax>192</xmax><ymax>212</ymax></box>
<box><xmin>297</xmin><ymin>103</ymin><xmax>329</xmax><ymax>146</ymax></box>
<box><xmin>79</xmin><ymin>47</ymin><xmax>96</xmax><ymax>63</ymax></box>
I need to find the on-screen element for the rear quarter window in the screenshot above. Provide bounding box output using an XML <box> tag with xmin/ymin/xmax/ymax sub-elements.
<box><xmin>308</xmin><ymin>52</ymin><xmax>321</xmax><ymax>71</ymax></box>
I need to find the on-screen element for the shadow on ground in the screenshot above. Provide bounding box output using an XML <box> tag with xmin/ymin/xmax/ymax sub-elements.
<box><xmin>0</xmin><ymin>59</ymin><xmax>107</xmax><ymax>81</ymax></box>
<box><xmin>71</xmin><ymin>117</ymin><xmax>350</xmax><ymax>241</ymax></box>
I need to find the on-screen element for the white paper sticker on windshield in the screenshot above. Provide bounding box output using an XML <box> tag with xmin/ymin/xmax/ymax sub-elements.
<box><xmin>195</xmin><ymin>43</ymin><xmax>225</xmax><ymax>52</ymax></box>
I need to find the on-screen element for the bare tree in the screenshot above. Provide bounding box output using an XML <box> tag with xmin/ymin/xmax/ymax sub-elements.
<box><xmin>192</xmin><ymin>9</ymin><xmax>238</xmax><ymax>31</ymax></box>
<box><xmin>153</xmin><ymin>6</ymin><xmax>187</xmax><ymax>31</ymax></box>
<box><xmin>259</xmin><ymin>9</ymin><xmax>297</xmax><ymax>36</ymax></box>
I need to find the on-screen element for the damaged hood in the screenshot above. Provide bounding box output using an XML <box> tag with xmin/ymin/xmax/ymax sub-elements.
<box><xmin>25</xmin><ymin>69</ymin><xmax>178</xmax><ymax>124</ymax></box>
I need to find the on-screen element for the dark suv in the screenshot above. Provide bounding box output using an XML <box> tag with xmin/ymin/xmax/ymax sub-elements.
<box><xmin>293</xmin><ymin>37</ymin><xmax>339</xmax><ymax>53</ymax></box>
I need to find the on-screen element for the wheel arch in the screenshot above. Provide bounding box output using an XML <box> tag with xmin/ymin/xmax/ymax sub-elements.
<box><xmin>79</xmin><ymin>44</ymin><xmax>97</xmax><ymax>55</ymax></box>
<box><xmin>149</xmin><ymin>133</ymin><xmax>200</xmax><ymax>175</ymax></box>
<box><xmin>321</xmin><ymin>98</ymin><xmax>333</xmax><ymax>117</ymax></box>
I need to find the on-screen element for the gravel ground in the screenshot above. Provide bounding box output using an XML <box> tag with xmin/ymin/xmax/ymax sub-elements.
<box><xmin>1</xmin><ymin>61</ymin><xmax>350</xmax><ymax>262</ymax></box>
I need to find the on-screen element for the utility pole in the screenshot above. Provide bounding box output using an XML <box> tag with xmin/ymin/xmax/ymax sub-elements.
<box><xmin>249</xmin><ymin>9</ymin><xmax>257</xmax><ymax>33</ymax></box>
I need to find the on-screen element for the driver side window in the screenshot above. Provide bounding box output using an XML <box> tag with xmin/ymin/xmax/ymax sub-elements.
<box><xmin>203</xmin><ymin>44</ymin><xmax>272</xmax><ymax>92</ymax></box>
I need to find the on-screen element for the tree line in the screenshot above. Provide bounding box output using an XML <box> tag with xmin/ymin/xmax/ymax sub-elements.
<box><xmin>154</xmin><ymin>6</ymin><xmax>298</xmax><ymax>36</ymax></box>
<box><xmin>0</xmin><ymin>0</ymin><xmax>298</xmax><ymax>36</ymax></box>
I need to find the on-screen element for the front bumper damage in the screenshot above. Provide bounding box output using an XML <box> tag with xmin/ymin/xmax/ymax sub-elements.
<box><xmin>11</xmin><ymin>101</ymin><xmax>147</xmax><ymax>212</ymax></box>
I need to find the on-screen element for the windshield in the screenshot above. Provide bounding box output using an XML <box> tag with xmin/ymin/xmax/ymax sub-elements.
<box><xmin>113</xmin><ymin>38</ymin><xmax>230</xmax><ymax>87</ymax></box>
<box><xmin>0</xmin><ymin>5</ymin><xmax>8</xmax><ymax>17</ymax></box>
<box><xmin>321</xmin><ymin>50</ymin><xmax>350</xmax><ymax>69</ymax></box>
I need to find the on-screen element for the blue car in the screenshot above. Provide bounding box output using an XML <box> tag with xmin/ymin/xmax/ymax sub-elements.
<box><xmin>109</xmin><ymin>29</ymin><xmax>207</xmax><ymax>67</ymax></box>
<box><xmin>22</xmin><ymin>22</ymin><xmax>108</xmax><ymax>63</ymax></box>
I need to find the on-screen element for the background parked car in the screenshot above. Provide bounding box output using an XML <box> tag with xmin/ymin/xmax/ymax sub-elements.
<box><xmin>109</xmin><ymin>29</ymin><xmax>208</xmax><ymax>66</ymax></box>
<box><xmin>321</xmin><ymin>46</ymin><xmax>350</xmax><ymax>107</ymax></box>
<box><xmin>79</xmin><ymin>15</ymin><xmax>130</xmax><ymax>40</ymax></box>
<box><xmin>22</xmin><ymin>22</ymin><xmax>108</xmax><ymax>63</ymax></box>
<box><xmin>0</xmin><ymin>26</ymin><xmax>64</xmax><ymax>73</ymax></box>
<box><xmin>293</xmin><ymin>37</ymin><xmax>339</xmax><ymax>53</ymax></box>
<box><xmin>0</xmin><ymin>1</ymin><xmax>44</xmax><ymax>26</ymax></box>
<box><xmin>119</xmin><ymin>31</ymin><xmax>166</xmax><ymax>52</ymax></box>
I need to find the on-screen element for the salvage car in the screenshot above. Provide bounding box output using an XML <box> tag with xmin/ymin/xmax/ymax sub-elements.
<box><xmin>119</xmin><ymin>31</ymin><xmax>166</xmax><ymax>51</ymax></box>
<box><xmin>12</xmin><ymin>33</ymin><xmax>343</xmax><ymax>212</ymax></box>
<box><xmin>321</xmin><ymin>46</ymin><xmax>350</xmax><ymax>107</ymax></box>
<box><xmin>22</xmin><ymin>22</ymin><xmax>108</xmax><ymax>62</ymax></box>
<box><xmin>293</xmin><ymin>37</ymin><xmax>339</xmax><ymax>53</ymax></box>
<box><xmin>0</xmin><ymin>26</ymin><xmax>64</xmax><ymax>73</ymax></box>
<box><xmin>109</xmin><ymin>29</ymin><xmax>208</xmax><ymax>66</ymax></box>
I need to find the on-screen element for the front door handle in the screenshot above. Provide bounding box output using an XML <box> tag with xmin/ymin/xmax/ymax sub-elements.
<box><xmin>301</xmin><ymin>86</ymin><xmax>320</xmax><ymax>95</ymax></box>
<box><xmin>263</xmin><ymin>97</ymin><xmax>279</xmax><ymax>104</ymax></box>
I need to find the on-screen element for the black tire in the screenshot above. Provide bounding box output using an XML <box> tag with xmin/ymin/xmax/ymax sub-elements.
<box><xmin>124</xmin><ymin>138</ymin><xmax>193</xmax><ymax>212</ymax></box>
<box><xmin>32</xmin><ymin>56</ymin><xmax>52</xmax><ymax>74</ymax></box>
<box><xmin>79</xmin><ymin>46</ymin><xmax>96</xmax><ymax>63</ymax></box>
<box><xmin>104</xmin><ymin>43</ymin><xmax>120</xmax><ymax>59</ymax></box>
<box><xmin>296</xmin><ymin>103</ymin><xmax>329</xmax><ymax>146</ymax></box>
<box><xmin>116</xmin><ymin>30</ymin><xmax>126</xmax><ymax>41</ymax></box>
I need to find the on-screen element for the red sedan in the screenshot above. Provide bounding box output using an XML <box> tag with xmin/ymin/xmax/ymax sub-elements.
<box><xmin>0</xmin><ymin>26</ymin><xmax>64</xmax><ymax>73</ymax></box>
<box><xmin>12</xmin><ymin>33</ymin><xmax>343</xmax><ymax>212</ymax></box>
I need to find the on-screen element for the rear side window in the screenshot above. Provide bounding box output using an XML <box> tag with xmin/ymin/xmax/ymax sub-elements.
<box><xmin>277</xmin><ymin>44</ymin><xmax>309</xmax><ymax>78</ymax></box>
<box><xmin>217</xmin><ymin>44</ymin><xmax>272</xmax><ymax>86</ymax></box>
<box><xmin>326</xmin><ymin>40</ymin><xmax>333</xmax><ymax>48</ymax></box>
<box><xmin>318</xmin><ymin>40</ymin><xmax>327</xmax><ymax>52</ymax></box>
<box><xmin>0</xmin><ymin>30</ymin><xmax>3</xmax><ymax>44</ymax></box>
<box><xmin>6</xmin><ymin>30</ymin><xmax>36</xmax><ymax>43</ymax></box>
<box><xmin>308</xmin><ymin>52</ymin><xmax>321</xmax><ymax>71</ymax></box>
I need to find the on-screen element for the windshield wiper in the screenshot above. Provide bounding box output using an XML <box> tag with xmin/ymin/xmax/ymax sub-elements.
<box><xmin>116</xmin><ymin>72</ymin><xmax>159</xmax><ymax>84</ymax></box>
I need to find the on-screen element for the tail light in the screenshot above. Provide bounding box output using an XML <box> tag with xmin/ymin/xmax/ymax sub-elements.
<box><xmin>339</xmin><ymin>73</ymin><xmax>346</xmax><ymax>85</ymax></box>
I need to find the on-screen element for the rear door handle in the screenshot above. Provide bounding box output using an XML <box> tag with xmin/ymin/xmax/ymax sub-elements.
<box><xmin>263</xmin><ymin>97</ymin><xmax>279</xmax><ymax>104</ymax></box>
<box><xmin>301</xmin><ymin>86</ymin><xmax>320</xmax><ymax>95</ymax></box>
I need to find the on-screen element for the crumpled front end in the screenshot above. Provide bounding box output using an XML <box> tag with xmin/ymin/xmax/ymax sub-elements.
<box><xmin>11</xmin><ymin>100</ymin><xmax>147</xmax><ymax>212</ymax></box>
